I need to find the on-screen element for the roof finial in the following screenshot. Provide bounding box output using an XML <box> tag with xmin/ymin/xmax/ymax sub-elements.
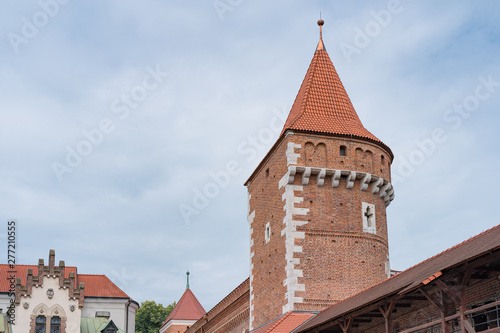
<box><xmin>186</xmin><ymin>270</ymin><xmax>190</xmax><ymax>289</ymax></box>
<box><xmin>317</xmin><ymin>17</ymin><xmax>325</xmax><ymax>51</ymax></box>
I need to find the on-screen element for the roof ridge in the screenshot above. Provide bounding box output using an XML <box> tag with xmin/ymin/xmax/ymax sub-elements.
<box><xmin>99</xmin><ymin>275</ymin><xmax>130</xmax><ymax>298</ymax></box>
<box><xmin>398</xmin><ymin>223</ymin><xmax>500</xmax><ymax>274</ymax></box>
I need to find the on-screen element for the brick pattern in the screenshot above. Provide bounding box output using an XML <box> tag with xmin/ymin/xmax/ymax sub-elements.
<box><xmin>342</xmin><ymin>275</ymin><xmax>500</xmax><ymax>333</ymax></box>
<box><xmin>165</xmin><ymin>324</ymin><xmax>192</xmax><ymax>333</ymax></box>
<box><xmin>187</xmin><ymin>279</ymin><xmax>250</xmax><ymax>333</ymax></box>
<box><xmin>248</xmin><ymin>138</ymin><xmax>290</xmax><ymax>329</ymax></box>
<box><xmin>15</xmin><ymin>251</ymin><xmax>84</xmax><ymax>309</ymax></box>
<box><xmin>247</xmin><ymin>132</ymin><xmax>392</xmax><ymax>328</ymax></box>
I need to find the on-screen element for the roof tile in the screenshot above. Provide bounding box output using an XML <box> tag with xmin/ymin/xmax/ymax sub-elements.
<box><xmin>282</xmin><ymin>42</ymin><xmax>386</xmax><ymax>148</ymax></box>
<box><xmin>0</xmin><ymin>265</ymin><xmax>129</xmax><ymax>299</ymax></box>
<box><xmin>162</xmin><ymin>289</ymin><xmax>206</xmax><ymax>325</ymax></box>
<box><xmin>251</xmin><ymin>312</ymin><xmax>315</xmax><ymax>333</ymax></box>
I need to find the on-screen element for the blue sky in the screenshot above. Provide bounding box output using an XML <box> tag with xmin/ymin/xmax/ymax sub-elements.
<box><xmin>1</xmin><ymin>1</ymin><xmax>500</xmax><ymax>311</ymax></box>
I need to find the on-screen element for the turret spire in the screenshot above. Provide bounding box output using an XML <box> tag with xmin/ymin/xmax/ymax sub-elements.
<box><xmin>317</xmin><ymin>18</ymin><xmax>325</xmax><ymax>51</ymax></box>
<box><xmin>186</xmin><ymin>270</ymin><xmax>190</xmax><ymax>289</ymax></box>
<box><xmin>280</xmin><ymin>19</ymin><xmax>391</xmax><ymax>156</ymax></box>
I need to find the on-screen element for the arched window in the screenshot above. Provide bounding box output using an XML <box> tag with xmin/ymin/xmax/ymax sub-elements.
<box><xmin>340</xmin><ymin>145</ymin><xmax>346</xmax><ymax>156</ymax></box>
<box><xmin>36</xmin><ymin>316</ymin><xmax>46</xmax><ymax>333</ymax></box>
<box><xmin>51</xmin><ymin>316</ymin><xmax>61</xmax><ymax>333</ymax></box>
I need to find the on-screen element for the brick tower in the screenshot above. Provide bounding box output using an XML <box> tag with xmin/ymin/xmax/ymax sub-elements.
<box><xmin>245</xmin><ymin>20</ymin><xmax>395</xmax><ymax>330</ymax></box>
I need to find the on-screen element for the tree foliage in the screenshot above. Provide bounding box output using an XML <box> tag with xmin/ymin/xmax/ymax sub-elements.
<box><xmin>135</xmin><ymin>300</ymin><xmax>176</xmax><ymax>333</ymax></box>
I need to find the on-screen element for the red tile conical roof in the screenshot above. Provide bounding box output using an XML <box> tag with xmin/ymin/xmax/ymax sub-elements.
<box><xmin>163</xmin><ymin>288</ymin><xmax>206</xmax><ymax>323</ymax></box>
<box><xmin>282</xmin><ymin>35</ymin><xmax>389</xmax><ymax>154</ymax></box>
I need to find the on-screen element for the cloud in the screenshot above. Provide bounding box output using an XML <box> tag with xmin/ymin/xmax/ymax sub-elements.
<box><xmin>0</xmin><ymin>1</ymin><xmax>499</xmax><ymax>311</ymax></box>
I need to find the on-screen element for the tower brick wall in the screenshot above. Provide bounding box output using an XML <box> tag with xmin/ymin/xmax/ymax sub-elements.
<box><xmin>247</xmin><ymin>132</ymin><xmax>393</xmax><ymax>328</ymax></box>
<box><xmin>245</xmin><ymin>20</ymin><xmax>395</xmax><ymax>330</ymax></box>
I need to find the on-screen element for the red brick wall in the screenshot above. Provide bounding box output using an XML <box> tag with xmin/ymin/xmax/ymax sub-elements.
<box><xmin>187</xmin><ymin>279</ymin><xmax>250</xmax><ymax>333</ymax></box>
<box><xmin>247</xmin><ymin>132</ymin><xmax>393</xmax><ymax>328</ymax></box>
<box><xmin>165</xmin><ymin>324</ymin><xmax>192</xmax><ymax>333</ymax></box>
<box><xmin>248</xmin><ymin>136</ymin><xmax>289</xmax><ymax>329</ymax></box>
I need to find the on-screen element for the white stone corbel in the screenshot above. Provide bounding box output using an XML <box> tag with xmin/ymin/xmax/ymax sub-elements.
<box><xmin>380</xmin><ymin>183</ymin><xmax>391</xmax><ymax>198</ymax></box>
<box><xmin>360</xmin><ymin>173</ymin><xmax>372</xmax><ymax>191</ymax></box>
<box><xmin>317</xmin><ymin>168</ymin><xmax>326</xmax><ymax>187</ymax></box>
<box><xmin>346</xmin><ymin>171</ymin><xmax>357</xmax><ymax>189</ymax></box>
<box><xmin>279</xmin><ymin>166</ymin><xmax>297</xmax><ymax>188</ymax></box>
<box><xmin>288</xmin><ymin>166</ymin><xmax>297</xmax><ymax>185</ymax></box>
<box><xmin>384</xmin><ymin>187</ymin><xmax>395</xmax><ymax>205</ymax></box>
<box><xmin>371</xmin><ymin>177</ymin><xmax>383</xmax><ymax>194</ymax></box>
<box><xmin>331</xmin><ymin>170</ymin><xmax>341</xmax><ymax>188</ymax></box>
<box><xmin>302</xmin><ymin>167</ymin><xmax>311</xmax><ymax>185</ymax></box>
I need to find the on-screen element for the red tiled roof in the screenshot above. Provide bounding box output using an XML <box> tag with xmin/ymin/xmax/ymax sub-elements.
<box><xmin>0</xmin><ymin>265</ymin><xmax>129</xmax><ymax>299</ymax></box>
<box><xmin>78</xmin><ymin>274</ymin><xmax>129</xmax><ymax>298</ymax></box>
<box><xmin>162</xmin><ymin>289</ymin><xmax>206</xmax><ymax>325</ymax></box>
<box><xmin>244</xmin><ymin>35</ymin><xmax>393</xmax><ymax>186</ymax></box>
<box><xmin>297</xmin><ymin>223</ymin><xmax>500</xmax><ymax>332</ymax></box>
<box><xmin>282</xmin><ymin>39</ymin><xmax>388</xmax><ymax>151</ymax></box>
<box><xmin>0</xmin><ymin>265</ymin><xmax>77</xmax><ymax>292</ymax></box>
<box><xmin>252</xmin><ymin>312</ymin><xmax>315</xmax><ymax>333</ymax></box>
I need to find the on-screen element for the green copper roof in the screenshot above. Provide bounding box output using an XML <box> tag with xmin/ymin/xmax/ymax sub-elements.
<box><xmin>80</xmin><ymin>317</ymin><xmax>124</xmax><ymax>333</ymax></box>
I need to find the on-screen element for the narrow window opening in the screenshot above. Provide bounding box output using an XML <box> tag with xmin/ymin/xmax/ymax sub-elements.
<box><xmin>265</xmin><ymin>222</ymin><xmax>271</xmax><ymax>243</ymax></box>
<box><xmin>381</xmin><ymin>155</ymin><xmax>385</xmax><ymax>165</ymax></box>
<box><xmin>340</xmin><ymin>145</ymin><xmax>347</xmax><ymax>156</ymax></box>
<box><xmin>265</xmin><ymin>168</ymin><xmax>269</xmax><ymax>178</ymax></box>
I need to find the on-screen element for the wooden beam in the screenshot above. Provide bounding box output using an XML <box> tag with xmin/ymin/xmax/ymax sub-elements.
<box><xmin>464</xmin><ymin>299</ymin><xmax>500</xmax><ymax>315</ymax></box>
<box><xmin>339</xmin><ymin>317</ymin><xmax>352</xmax><ymax>333</ymax></box>
<box><xmin>434</xmin><ymin>279</ymin><xmax>461</xmax><ymax>305</ymax></box>
<box><xmin>378</xmin><ymin>301</ymin><xmax>395</xmax><ymax>333</ymax></box>
<box><xmin>419</xmin><ymin>288</ymin><xmax>444</xmax><ymax>310</ymax></box>
<box><xmin>480</xmin><ymin>328</ymin><xmax>500</xmax><ymax>333</ymax></box>
<box><xmin>462</xmin><ymin>320</ymin><xmax>477</xmax><ymax>333</ymax></box>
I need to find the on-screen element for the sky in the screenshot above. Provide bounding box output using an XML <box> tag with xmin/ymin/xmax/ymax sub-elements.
<box><xmin>1</xmin><ymin>1</ymin><xmax>500</xmax><ymax>313</ymax></box>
